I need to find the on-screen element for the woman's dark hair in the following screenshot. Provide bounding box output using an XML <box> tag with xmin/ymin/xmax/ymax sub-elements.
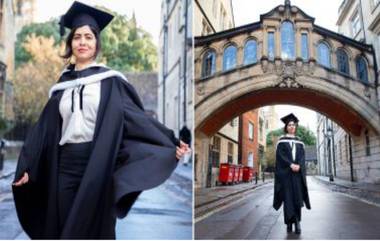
<box><xmin>283</xmin><ymin>121</ymin><xmax>298</xmax><ymax>134</ymax></box>
<box><xmin>61</xmin><ymin>25</ymin><xmax>101</xmax><ymax>60</ymax></box>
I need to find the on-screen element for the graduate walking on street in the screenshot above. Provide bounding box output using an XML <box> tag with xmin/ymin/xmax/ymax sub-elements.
<box><xmin>11</xmin><ymin>1</ymin><xmax>190</xmax><ymax>239</ymax></box>
<box><xmin>273</xmin><ymin>113</ymin><xmax>311</xmax><ymax>234</ymax></box>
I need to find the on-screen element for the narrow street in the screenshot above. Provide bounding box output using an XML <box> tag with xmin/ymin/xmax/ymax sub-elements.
<box><xmin>195</xmin><ymin>176</ymin><xmax>380</xmax><ymax>240</ymax></box>
<box><xmin>0</xmin><ymin>159</ymin><xmax>192</xmax><ymax>240</ymax></box>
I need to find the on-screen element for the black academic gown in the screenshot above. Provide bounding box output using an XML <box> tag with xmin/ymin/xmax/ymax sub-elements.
<box><xmin>12</xmin><ymin>66</ymin><xmax>180</xmax><ymax>239</ymax></box>
<box><xmin>273</xmin><ymin>136</ymin><xmax>311</xmax><ymax>224</ymax></box>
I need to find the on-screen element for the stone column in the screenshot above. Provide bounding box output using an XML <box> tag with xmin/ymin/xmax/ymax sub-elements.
<box><xmin>195</xmin><ymin>130</ymin><xmax>211</xmax><ymax>188</ymax></box>
<box><xmin>296</xmin><ymin>26</ymin><xmax>301</xmax><ymax>59</ymax></box>
<box><xmin>275</xmin><ymin>25</ymin><xmax>281</xmax><ymax>58</ymax></box>
<box><xmin>263</xmin><ymin>26</ymin><xmax>268</xmax><ymax>57</ymax></box>
<box><xmin>309</xmin><ymin>29</ymin><xmax>316</xmax><ymax>60</ymax></box>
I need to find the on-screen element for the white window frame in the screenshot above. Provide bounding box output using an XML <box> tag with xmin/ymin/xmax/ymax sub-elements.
<box><xmin>351</xmin><ymin>11</ymin><xmax>361</xmax><ymax>36</ymax></box>
<box><xmin>248</xmin><ymin>122</ymin><xmax>254</xmax><ymax>140</ymax></box>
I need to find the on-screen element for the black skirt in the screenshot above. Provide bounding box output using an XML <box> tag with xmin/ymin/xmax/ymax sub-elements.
<box><xmin>57</xmin><ymin>141</ymin><xmax>92</xmax><ymax>232</ymax></box>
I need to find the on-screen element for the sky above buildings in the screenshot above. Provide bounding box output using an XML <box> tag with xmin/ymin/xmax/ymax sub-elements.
<box><xmin>232</xmin><ymin>0</ymin><xmax>342</xmax><ymax>134</ymax></box>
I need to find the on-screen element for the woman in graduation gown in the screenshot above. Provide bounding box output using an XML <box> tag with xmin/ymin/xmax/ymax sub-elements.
<box><xmin>273</xmin><ymin>113</ymin><xmax>310</xmax><ymax>234</ymax></box>
<box><xmin>11</xmin><ymin>1</ymin><xmax>190</xmax><ymax>239</ymax></box>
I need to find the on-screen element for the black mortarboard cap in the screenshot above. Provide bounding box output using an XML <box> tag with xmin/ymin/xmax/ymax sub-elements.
<box><xmin>281</xmin><ymin>113</ymin><xmax>299</xmax><ymax>125</ymax></box>
<box><xmin>59</xmin><ymin>1</ymin><xmax>114</xmax><ymax>36</ymax></box>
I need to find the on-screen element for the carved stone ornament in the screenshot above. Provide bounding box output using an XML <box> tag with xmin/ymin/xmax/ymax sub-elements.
<box><xmin>197</xmin><ymin>82</ymin><xmax>205</xmax><ymax>96</ymax></box>
<box><xmin>363</xmin><ymin>86</ymin><xmax>371</xmax><ymax>99</ymax></box>
<box><xmin>274</xmin><ymin>61</ymin><xmax>303</xmax><ymax>88</ymax></box>
<box><xmin>277</xmin><ymin>77</ymin><xmax>302</xmax><ymax>88</ymax></box>
<box><xmin>261</xmin><ymin>57</ymin><xmax>269</xmax><ymax>73</ymax></box>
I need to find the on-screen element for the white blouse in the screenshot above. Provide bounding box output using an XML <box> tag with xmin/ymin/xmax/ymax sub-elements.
<box><xmin>285</xmin><ymin>134</ymin><xmax>297</xmax><ymax>162</ymax></box>
<box><xmin>59</xmin><ymin>81</ymin><xmax>101</xmax><ymax>145</ymax></box>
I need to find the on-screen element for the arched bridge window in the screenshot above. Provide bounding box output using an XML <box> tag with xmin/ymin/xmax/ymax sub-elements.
<box><xmin>356</xmin><ymin>56</ymin><xmax>368</xmax><ymax>83</ymax></box>
<box><xmin>223</xmin><ymin>45</ymin><xmax>237</xmax><ymax>71</ymax></box>
<box><xmin>336</xmin><ymin>49</ymin><xmax>350</xmax><ymax>75</ymax></box>
<box><xmin>201</xmin><ymin>50</ymin><xmax>216</xmax><ymax>78</ymax></box>
<box><xmin>244</xmin><ymin>39</ymin><xmax>257</xmax><ymax>65</ymax></box>
<box><xmin>317</xmin><ymin>42</ymin><xmax>331</xmax><ymax>68</ymax></box>
<box><xmin>281</xmin><ymin>21</ymin><xmax>295</xmax><ymax>59</ymax></box>
<box><xmin>301</xmin><ymin>33</ymin><xmax>309</xmax><ymax>61</ymax></box>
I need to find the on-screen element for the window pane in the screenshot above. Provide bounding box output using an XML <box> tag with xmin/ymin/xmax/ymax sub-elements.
<box><xmin>248</xmin><ymin>122</ymin><xmax>254</xmax><ymax>140</ymax></box>
<box><xmin>268</xmin><ymin>32</ymin><xmax>275</xmax><ymax>60</ymax></box>
<box><xmin>337</xmin><ymin>49</ymin><xmax>350</xmax><ymax>75</ymax></box>
<box><xmin>244</xmin><ymin>40</ymin><xmax>257</xmax><ymax>65</ymax></box>
<box><xmin>281</xmin><ymin>21</ymin><xmax>295</xmax><ymax>59</ymax></box>
<box><xmin>352</xmin><ymin>12</ymin><xmax>361</xmax><ymax>36</ymax></box>
<box><xmin>248</xmin><ymin>152</ymin><xmax>254</xmax><ymax>167</ymax></box>
<box><xmin>223</xmin><ymin>45</ymin><xmax>237</xmax><ymax>71</ymax></box>
<box><xmin>356</xmin><ymin>57</ymin><xmax>368</xmax><ymax>83</ymax></box>
<box><xmin>301</xmin><ymin>33</ymin><xmax>309</xmax><ymax>60</ymax></box>
<box><xmin>317</xmin><ymin>42</ymin><xmax>331</xmax><ymax>68</ymax></box>
<box><xmin>202</xmin><ymin>50</ymin><xmax>216</xmax><ymax>77</ymax></box>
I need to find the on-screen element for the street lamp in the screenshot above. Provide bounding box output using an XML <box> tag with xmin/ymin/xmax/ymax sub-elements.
<box><xmin>325</xmin><ymin>127</ymin><xmax>334</xmax><ymax>182</ymax></box>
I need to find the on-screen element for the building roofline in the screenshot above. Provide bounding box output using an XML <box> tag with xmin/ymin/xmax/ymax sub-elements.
<box><xmin>313</xmin><ymin>24</ymin><xmax>372</xmax><ymax>53</ymax></box>
<box><xmin>195</xmin><ymin>3</ymin><xmax>372</xmax><ymax>54</ymax></box>
<box><xmin>195</xmin><ymin>21</ymin><xmax>261</xmax><ymax>46</ymax></box>
<box><xmin>259</xmin><ymin>4</ymin><xmax>315</xmax><ymax>23</ymax></box>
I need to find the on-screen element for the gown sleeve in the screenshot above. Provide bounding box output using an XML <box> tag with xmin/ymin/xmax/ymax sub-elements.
<box><xmin>113</xmin><ymin>79</ymin><xmax>180</xmax><ymax>218</ymax></box>
<box><xmin>276</xmin><ymin>142</ymin><xmax>293</xmax><ymax>168</ymax></box>
<box><xmin>13</xmin><ymin>100</ymin><xmax>51</xmax><ymax>184</ymax></box>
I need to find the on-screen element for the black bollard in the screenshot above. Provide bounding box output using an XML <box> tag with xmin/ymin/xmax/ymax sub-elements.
<box><xmin>262</xmin><ymin>172</ymin><xmax>265</xmax><ymax>183</ymax></box>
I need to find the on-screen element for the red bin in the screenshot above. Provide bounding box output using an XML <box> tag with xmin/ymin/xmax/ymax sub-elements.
<box><xmin>233</xmin><ymin>164</ymin><xmax>240</xmax><ymax>184</ymax></box>
<box><xmin>243</xmin><ymin>166</ymin><xmax>253</xmax><ymax>182</ymax></box>
<box><xmin>219</xmin><ymin>163</ymin><xmax>234</xmax><ymax>185</ymax></box>
<box><xmin>238</xmin><ymin>165</ymin><xmax>244</xmax><ymax>183</ymax></box>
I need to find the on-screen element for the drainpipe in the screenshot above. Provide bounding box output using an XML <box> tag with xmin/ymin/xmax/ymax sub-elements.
<box><xmin>331</xmin><ymin>122</ymin><xmax>336</xmax><ymax>177</ymax></box>
<box><xmin>182</xmin><ymin>0</ymin><xmax>188</xmax><ymax>126</ymax></box>
<box><xmin>162</xmin><ymin>0</ymin><xmax>169</xmax><ymax>125</ymax></box>
<box><xmin>348</xmin><ymin>135</ymin><xmax>355</xmax><ymax>182</ymax></box>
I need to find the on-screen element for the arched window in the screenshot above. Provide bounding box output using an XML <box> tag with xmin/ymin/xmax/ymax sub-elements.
<box><xmin>336</xmin><ymin>49</ymin><xmax>350</xmax><ymax>75</ymax></box>
<box><xmin>223</xmin><ymin>45</ymin><xmax>237</xmax><ymax>71</ymax></box>
<box><xmin>301</xmin><ymin>33</ymin><xmax>309</xmax><ymax>61</ymax></box>
<box><xmin>281</xmin><ymin>21</ymin><xmax>295</xmax><ymax>59</ymax></box>
<box><xmin>244</xmin><ymin>39</ymin><xmax>257</xmax><ymax>65</ymax></box>
<box><xmin>201</xmin><ymin>50</ymin><xmax>216</xmax><ymax>77</ymax></box>
<box><xmin>317</xmin><ymin>42</ymin><xmax>331</xmax><ymax>68</ymax></box>
<box><xmin>356</xmin><ymin>56</ymin><xmax>368</xmax><ymax>83</ymax></box>
<box><xmin>268</xmin><ymin>32</ymin><xmax>275</xmax><ymax>60</ymax></box>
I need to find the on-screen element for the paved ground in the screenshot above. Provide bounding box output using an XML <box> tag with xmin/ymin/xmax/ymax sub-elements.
<box><xmin>0</xmin><ymin>159</ymin><xmax>192</xmax><ymax>240</ymax></box>
<box><xmin>195</xmin><ymin>176</ymin><xmax>380</xmax><ymax>240</ymax></box>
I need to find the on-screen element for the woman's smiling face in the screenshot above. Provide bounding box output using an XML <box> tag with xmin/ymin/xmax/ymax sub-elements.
<box><xmin>71</xmin><ymin>25</ymin><xmax>97</xmax><ymax>63</ymax></box>
<box><xmin>286</xmin><ymin>121</ymin><xmax>297</xmax><ymax>135</ymax></box>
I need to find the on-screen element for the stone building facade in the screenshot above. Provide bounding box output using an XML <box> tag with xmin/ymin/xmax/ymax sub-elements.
<box><xmin>316</xmin><ymin>0</ymin><xmax>380</xmax><ymax>184</ymax></box>
<box><xmin>124</xmin><ymin>72</ymin><xmax>159</xmax><ymax>118</ymax></box>
<box><xmin>193</xmin><ymin>0</ymin><xmax>237</xmax><ymax>188</ymax></box>
<box><xmin>194</xmin><ymin>0</ymin><xmax>234</xmax><ymax>36</ymax></box>
<box><xmin>158</xmin><ymin>0</ymin><xmax>193</xmax><ymax>141</ymax></box>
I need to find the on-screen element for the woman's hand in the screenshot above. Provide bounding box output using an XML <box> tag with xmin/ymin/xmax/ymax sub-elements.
<box><xmin>290</xmin><ymin>164</ymin><xmax>300</xmax><ymax>172</ymax></box>
<box><xmin>12</xmin><ymin>172</ymin><xmax>29</xmax><ymax>186</ymax></box>
<box><xmin>176</xmin><ymin>141</ymin><xmax>191</xmax><ymax>160</ymax></box>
